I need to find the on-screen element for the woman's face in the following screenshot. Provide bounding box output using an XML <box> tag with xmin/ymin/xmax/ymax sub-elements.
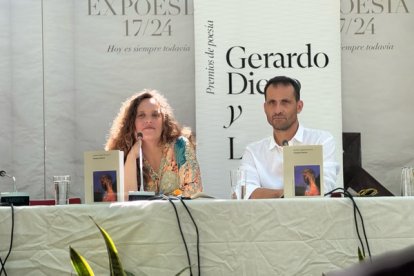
<box><xmin>101</xmin><ymin>177</ymin><xmax>111</xmax><ymax>190</ymax></box>
<box><xmin>135</xmin><ymin>98</ymin><xmax>163</xmax><ymax>143</ymax></box>
<box><xmin>302</xmin><ymin>170</ymin><xmax>315</xmax><ymax>185</ymax></box>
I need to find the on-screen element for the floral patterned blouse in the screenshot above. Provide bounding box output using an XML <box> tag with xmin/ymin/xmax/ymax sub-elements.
<box><xmin>138</xmin><ymin>136</ymin><xmax>202</xmax><ymax>197</ymax></box>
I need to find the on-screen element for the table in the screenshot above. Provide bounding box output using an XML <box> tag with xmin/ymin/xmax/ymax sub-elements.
<box><xmin>1</xmin><ymin>197</ymin><xmax>414</xmax><ymax>275</ymax></box>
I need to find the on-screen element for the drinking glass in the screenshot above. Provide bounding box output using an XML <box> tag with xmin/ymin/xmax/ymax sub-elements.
<box><xmin>230</xmin><ymin>169</ymin><xmax>246</xmax><ymax>199</ymax></box>
<box><xmin>54</xmin><ymin>175</ymin><xmax>71</xmax><ymax>204</ymax></box>
<box><xmin>401</xmin><ymin>167</ymin><xmax>414</xmax><ymax>196</ymax></box>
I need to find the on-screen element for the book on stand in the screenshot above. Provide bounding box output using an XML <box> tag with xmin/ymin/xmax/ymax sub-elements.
<box><xmin>84</xmin><ymin>150</ymin><xmax>124</xmax><ymax>203</ymax></box>
<box><xmin>283</xmin><ymin>145</ymin><xmax>324</xmax><ymax>198</ymax></box>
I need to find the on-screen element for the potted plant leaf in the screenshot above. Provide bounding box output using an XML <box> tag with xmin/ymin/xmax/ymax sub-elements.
<box><xmin>70</xmin><ymin>216</ymin><xmax>134</xmax><ymax>276</ymax></box>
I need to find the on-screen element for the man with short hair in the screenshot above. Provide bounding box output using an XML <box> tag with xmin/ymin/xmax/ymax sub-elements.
<box><xmin>241</xmin><ymin>76</ymin><xmax>339</xmax><ymax>199</ymax></box>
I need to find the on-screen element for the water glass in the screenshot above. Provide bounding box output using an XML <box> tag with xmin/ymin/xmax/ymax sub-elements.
<box><xmin>54</xmin><ymin>175</ymin><xmax>70</xmax><ymax>205</ymax></box>
<box><xmin>401</xmin><ymin>167</ymin><xmax>414</xmax><ymax>196</ymax></box>
<box><xmin>230</xmin><ymin>169</ymin><xmax>246</xmax><ymax>199</ymax></box>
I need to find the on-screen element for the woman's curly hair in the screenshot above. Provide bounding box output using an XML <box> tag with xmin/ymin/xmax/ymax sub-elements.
<box><xmin>105</xmin><ymin>89</ymin><xmax>192</xmax><ymax>155</ymax></box>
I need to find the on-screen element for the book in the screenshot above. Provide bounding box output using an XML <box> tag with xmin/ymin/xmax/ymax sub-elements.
<box><xmin>84</xmin><ymin>150</ymin><xmax>124</xmax><ymax>203</ymax></box>
<box><xmin>283</xmin><ymin>145</ymin><xmax>323</xmax><ymax>198</ymax></box>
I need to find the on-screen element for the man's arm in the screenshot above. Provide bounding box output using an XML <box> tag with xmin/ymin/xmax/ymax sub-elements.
<box><xmin>241</xmin><ymin>147</ymin><xmax>284</xmax><ymax>199</ymax></box>
<box><xmin>240</xmin><ymin>148</ymin><xmax>261</xmax><ymax>199</ymax></box>
<box><xmin>249</xmin><ymin>188</ymin><xmax>283</xmax><ymax>199</ymax></box>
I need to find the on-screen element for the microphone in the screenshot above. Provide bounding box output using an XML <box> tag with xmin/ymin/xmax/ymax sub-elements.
<box><xmin>282</xmin><ymin>140</ymin><xmax>289</xmax><ymax>146</ymax></box>
<box><xmin>0</xmin><ymin>170</ymin><xmax>30</xmax><ymax>206</ymax></box>
<box><xmin>128</xmin><ymin>132</ymin><xmax>156</xmax><ymax>201</ymax></box>
<box><xmin>137</xmin><ymin>132</ymin><xmax>144</xmax><ymax>192</ymax></box>
<box><xmin>0</xmin><ymin>170</ymin><xmax>17</xmax><ymax>192</ymax></box>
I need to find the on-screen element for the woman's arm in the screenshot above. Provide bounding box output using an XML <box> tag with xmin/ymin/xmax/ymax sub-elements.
<box><xmin>176</xmin><ymin>137</ymin><xmax>203</xmax><ymax>197</ymax></box>
<box><xmin>124</xmin><ymin>142</ymin><xmax>140</xmax><ymax>200</ymax></box>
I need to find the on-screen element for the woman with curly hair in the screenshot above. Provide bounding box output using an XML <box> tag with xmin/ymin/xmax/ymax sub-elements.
<box><xmin>105</xmin><ymin>89</ymin><xmax>203</xmax><ymax>199</ymax></box>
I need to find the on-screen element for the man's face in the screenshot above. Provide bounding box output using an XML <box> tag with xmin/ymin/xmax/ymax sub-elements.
<box><xmin>264</xmin><ymin>84</ymin><xmax>303</xmax><ymax>131</ymax></box>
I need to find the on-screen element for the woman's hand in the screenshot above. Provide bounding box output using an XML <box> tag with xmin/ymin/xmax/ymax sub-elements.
<box><xmin>127</xmin><ymin>133</ymin><xmax>142</xmax><ymax>160</ymax></box>
<box><xmin>124</xmin><ymin>133</ymin><xmax>141</xmax><ymax>200</ymax></box>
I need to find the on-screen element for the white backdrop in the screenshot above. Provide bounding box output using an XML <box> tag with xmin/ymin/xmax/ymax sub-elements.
<box><xmin>0</xmin><ymin>0</ymin><xmax>412</xmax><ymax>200</ymax></box>
<box><xmin>0</xmin><ymin>0</ymin><xmax>45</xmax><ymax>195</ymax></box>
<box><xmin>340</xmin><ymin>0</ymin><xmax>414</xmax><ymax>195</ymax></box>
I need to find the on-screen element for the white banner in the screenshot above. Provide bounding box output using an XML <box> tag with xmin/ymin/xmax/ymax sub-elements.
<box><xmin>340</xmin><ymin>0</ymin><xmax>414</xmax><ymax>195</ymax></box>
<box><xmin>194</xmin><ymin>0</ymin><xmax>343</xmax><ymax>198</ymax></box>
<box><xmin>0</xmin><ymin>0</ymin><xmax>45</xmax><ymax>197</ymax></box>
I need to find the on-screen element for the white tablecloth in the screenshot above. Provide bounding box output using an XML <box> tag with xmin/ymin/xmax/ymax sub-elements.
<box><xmin>0</xmin><ymin>197</ymin><xmax>413</xmax><ymax>275</ymax></box>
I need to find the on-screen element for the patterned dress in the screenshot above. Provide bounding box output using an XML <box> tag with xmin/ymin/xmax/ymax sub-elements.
<box><xmin>138</xmin><ymin>136</ymin><xmax>202</xmax><ymax>197</ymax></box>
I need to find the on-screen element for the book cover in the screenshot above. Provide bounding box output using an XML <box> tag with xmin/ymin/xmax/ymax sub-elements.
<box><xmin>84</xmin><ymin>150</ymin><xmax>124</xmax><ymax>203</ymax></box>
<box><xmin>283</xmin><ymin>145</ymin><xmax>323</xmax><ymax>198</ymax></box>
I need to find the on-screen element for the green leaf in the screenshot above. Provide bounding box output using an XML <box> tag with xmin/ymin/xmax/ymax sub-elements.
<box><xmin>358</xmin><ymin>247</ymin><xmax>365</xmax><ymax>262</ymax></box>
<box><xmin>90</xmin><ymin>216</ymin><xmax>126</xmax><ymax>276</ymax></box>
<box><xmin>69</xmin><ymin>246</ymin><xmax>95</xmax><ymax>276</ymax></box>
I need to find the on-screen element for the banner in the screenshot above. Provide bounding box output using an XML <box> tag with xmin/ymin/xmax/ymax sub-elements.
<box><xmin>340</xmin><ymin>0</ymin><xmax>414</xmax><ymax>194</ymax></box>
<box><xmin>194</xmin><ymin>0</ymin><xmax>343</xmax><ymax>198</ymax></box>
<box><xmin>0</xmin><ymin>1</ymin><xmax>45</xmax><ymax>197</ymax></box>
